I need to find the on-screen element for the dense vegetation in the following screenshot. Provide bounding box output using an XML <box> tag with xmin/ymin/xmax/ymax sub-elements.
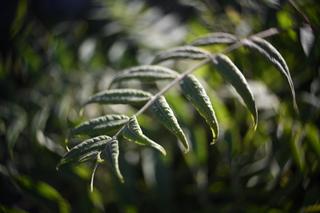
<box><xmin>1</xmin><ymin>0</ymin><xmax>319</xmax><ymax>212</ymax></box>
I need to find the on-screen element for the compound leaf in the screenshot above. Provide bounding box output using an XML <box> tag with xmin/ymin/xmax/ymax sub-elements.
<box><xmin>152</xmin><ymin>46</ymin><xmax>209</xmax><ymax>64</ymax></box>
<box><xmin>70</xmin><ymin>114</ymin><xmax>130</xmax><ymax>137</ymax></box>
<box><xmin>150</xmin><ymin>96</ymin><xmax>189</xmax><ymax>152</ymax></box>
<box><xmin>191</xmin><ymin>32</ymin><xmax>237</xmax><ymax>46</ymax></box>
<box><xmin>57</xmin><ymin>135</ymin><xmax>112</xmax><ymax>169</ymax></box>
<box><xmin>242</xmin><ymin>36</ymin><xmax>297</xmax><ymax>111</ymax></box>
<box><xmin>84</xmin><ymin>89</ymin><xmax>152</xmax><ymax>106</ymax></box>
<box><xmin>180</xmin><ymin>74</ymin><xmax>219</xmax><ymax>144</ymax></box>
<box><xmin>212</xmin><ymin>54</ymin><xmax>258</xmax><ymax>127</ymax></box>
<box><xmin>110</xmin><ymin>65</ymin><xmax>178</xmax><ymax>87</ymax></box>
<box><xmin>122</xmin><ymin>116</ymin><xmax>166</xmax><ymax>156</ymax></box>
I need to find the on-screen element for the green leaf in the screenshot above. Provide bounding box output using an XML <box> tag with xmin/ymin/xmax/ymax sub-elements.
<box><xmin>84</xmin><ymin>89</ymin><xmax>152</xmax><ymax>106</ymax></box>
<box><xmin>110</xmin><ymin>65</ymin><xmax>178</xmax><ymax>87</ymax></box>
<box><xmin>150</xmin><ymin>96</ymin><xmax>189</xmax><ymax>152</ymax></box>
<box><xmin>305</xmin><ymin>123</ymin><xmax>320</xmax><ymax>158</ymax></box>
<box><xmin>290</xmin><ymin>125</ymin><xmax>305</xmax><ymax>172</ymax></box>
<box><xmin>151</xmin><ymin>46</ymin><xmax>209</xmax><ymax>64</ymax></box>
<box><xmin>70</xmin><ymin>114</ymin><xmax>129</xmax><ymax>137</ymax></box>
<box><xmin>180</xmin><ymin>75</ymin><xmax>219</xmax><ymax>144</ymax></box>
<box><xmin>122</xmin><ymin>116</ymin><xmax>166</xmax><ymax>155</ymax></box>
<box><xmin>242</xmin><ymin>36</ymin><xmax>297</xmax><ymax>111</ymax></box>
<box><xmin>212</xmin><ymin>54</ymin><xmax>258</xmax><ymax>128</ymax></box>
<box><xmin>191</xmin><ymin>32</ymin><xmax>237</xmax><ymax>46</ymax></box>
<box><xmin>57</xmin><ymin>135</ymin><xmax>112</xmax><ymax>169</ymax></box>
<box><xmin>103</xmin><ymin>138</ymin><xmax>124</xmax><ymax>182</ymax></box>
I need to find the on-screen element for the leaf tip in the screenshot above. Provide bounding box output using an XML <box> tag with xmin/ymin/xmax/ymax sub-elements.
<box><xmin>115</xmin><ymin>167</ymin><xmax>125</xmax><ymax>183</ymax></box>
<box><xmin>183</xmin><ymin>147</ymin><xmax>189</xmax><ymax>154</ymax></box>
<box><xmin>210</xmin><ymin>127</ymin><xmax>219</xmax><ymax>143</ymax></box>
<box><xmin>253</xmin><ymin>123</ymin><xmax>258</xmax><ymax>132</ymax></box>
<box><xmin>159</xmin><ymin>146</ymin><xmax>167</xmax><ymax>156</ymax></box>
<box><xmin>119</xmin><ymin>176</ymin><xmax>125</xmax><ymax>183</ymax></box>
<box><xmin>180</xmin><ymin>141</ymin><xmax>190</xmax><ymax>153</ymax></box>
<box><xmin>64</xmin><ymin>139</ymin><xmax>70</xmax><ymax>152</ymax></box>
<box><xmin>211</xmin><ymin>140</ymin><xmax>217</xmax><ymax>145</ymax></box>
<box><xmin>152</xmin><ymin>143</ymin><xmax>167</xmax><ymax>156</ymax></box>
<box><xmin>251</xmin><ymin>113</ymin><xmax>258</xmax><ymax>131</ymax></box>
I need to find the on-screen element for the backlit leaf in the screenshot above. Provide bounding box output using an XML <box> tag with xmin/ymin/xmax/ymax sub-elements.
<box><xmin>122</xmin><ymin>116</ymin><xmax>166</xmax><ymax>155</ymax></box>
<box><xmin>191</xmin><ymin>32</ymin><xmax>237</xmax><ymax>46</ymax></box>
<box><xmin>84</xmin><ymin>89</ymin><xmax>151</xmax><ymax>106</ymax></box>
<box><xmin>180</xmin><ymin>75</ymin><xmax>219</xmax><ymax>144</ymax></box>
<box><xmin>151</xmin><ymin>46</ymin><xmax>209</xmax><ymax>64</ymax></box>
<box><xmin>110</xmin><ymin>65</ymin><xmax>178</xmax><ymax>87</ymax></box>
<box><xmin>70</xmin><ymin>114</ymin><xmax>129</xmax><ymax>137</ymax></box>
<box><xmin>242</xmin><ymin>36</ymin><xmax>297</xmax><ymax>111</ymax></box>
<box><xmin>212</xmin><ymin>54</ymin><xmax>258</xmax><ymax>127</ymax></box>
<box><xmin>150</xmin><ymin>96</ymin><xmax>189</xmax><ymax>152</ymax></box>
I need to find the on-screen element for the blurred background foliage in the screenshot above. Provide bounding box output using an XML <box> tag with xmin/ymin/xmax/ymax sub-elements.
<box><xmin>0</xmin><ymin>0</ymin><xmax>319</xmax><ymax>212</ymax></box>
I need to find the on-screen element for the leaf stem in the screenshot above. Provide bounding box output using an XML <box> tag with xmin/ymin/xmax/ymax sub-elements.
<box><xmin>90</xmin><ymin>159</ymin><xmax>100</xmax><ymax>192</ymax></box>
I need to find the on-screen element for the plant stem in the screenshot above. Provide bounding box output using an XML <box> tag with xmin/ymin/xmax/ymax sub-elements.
<box><xmin>113</xmin><ymin>27</ymin><xmax>280</xmax><ymax>138</ymax></box>
<box><xmin>90</xmin><ymin>160</ymin><xmax>99</xmax><ymax>192</ymax></box>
